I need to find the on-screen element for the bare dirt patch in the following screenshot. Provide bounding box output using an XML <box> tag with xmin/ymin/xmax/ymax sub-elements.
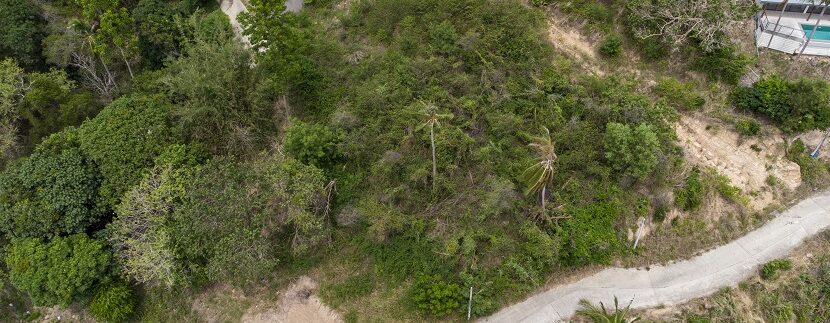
<box><xmin>242</xmin><ymin>276</ymin><xmax>342</xmax><ymax>323</ymax></box>
<box><xmin>675</xmin><ymin>114</ymin><xmax>801</xmax><ymax>211</ymax></box>
<box><xmin>545</xmin><ymin>17</ymin><xmax>604</xmax><ymax>76</ymax></box>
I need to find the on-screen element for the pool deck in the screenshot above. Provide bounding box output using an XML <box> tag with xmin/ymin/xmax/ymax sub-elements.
<box><xmin>757</xmin><ymin>11</ymin><xmax>830</xmax><ymax>56</ymax></box>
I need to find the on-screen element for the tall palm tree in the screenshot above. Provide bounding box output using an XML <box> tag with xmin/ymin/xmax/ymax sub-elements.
<box><xmin>575</xmin><ymin>297</ymin><xmax>641</xmax><ymax>323</ymax></box>
<box><xmin>416</xmin><ymin>101</ymin><xmax>453</xmax><ymax>191</ymax></box>
<box><xmin>522</xmin><ymin>127</ymin><xmax>557</xmax><ymax>211</ymax></box>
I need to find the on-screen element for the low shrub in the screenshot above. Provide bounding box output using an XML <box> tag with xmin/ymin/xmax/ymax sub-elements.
<box><xmin>653</xmin><ymin>205</ymin><xmax>669</xmax><ymax>223</ymax></box>
<box><xmin>411</xmin><ymin>274</ymin><xmax>464</xmax><ymax>317</ymax></box>
<box><xmin>691</xmin><ymin>45</ymin><xmax>751</xmax><ymax>85</ymax></box>
<box><xmin>732</xmin><ymin>76</ymin><xmax>830</xmax><ymax>133</ymax></box>
<box><xmin>89</xmin><ymin>282</ymin><xmax>136</xmax><ymax>323</ymax></box>
<box><xmin>675</xmin><ymin>169</ymin><xmax>703</xmax><ymax>211</ymax></box>
<box><xmin>652</xmin><ymin>78</ymin><xmax>706</xmax><ymax>111</ymax></box>
<box><xmin>761</xmin><ymin>259</ymin><xmax>792</xmax><ymax>280</ymax></box>
<box><xmin>599</xmin><ymin>34</ymin><xmax>623</xmax><ymax>57</ymax></box>
<box><xmin>735</xmin><ymin>119</ymin><xmax>761</xmax><ymax>136</ymax></box>
<box><xmin>714</xmin><ymin>174</ymin><xmax>748</xmax><ymax>206</ymax></box>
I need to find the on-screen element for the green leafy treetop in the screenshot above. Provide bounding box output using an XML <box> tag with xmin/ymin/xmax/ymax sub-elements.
<box><xmin>5</xmin><ymin>234</ymin><xmax>112</xmax><ymax>306</ymax></box>
<box><xmin>0</xmin><ymin>130</ymin><xmax>103</xmax><ymax>239</ymax></box>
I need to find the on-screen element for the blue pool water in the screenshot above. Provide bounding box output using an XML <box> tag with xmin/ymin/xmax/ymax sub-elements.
<box><xmin>802</xmin><ymin>24</ymin><xmax>830</xmax><ymax>41</ymax></box>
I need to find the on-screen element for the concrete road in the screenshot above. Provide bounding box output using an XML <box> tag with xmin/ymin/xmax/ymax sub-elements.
<box><xmin>484</xmin><ymin>190</ymin><xmax>830</xmax><ymax>322</ymax></box>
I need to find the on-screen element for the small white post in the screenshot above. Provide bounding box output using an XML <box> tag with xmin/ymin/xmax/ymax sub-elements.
<box><xmin>633</xmin><ymin>217</ymin><xmax>646</xmax><ymax>250</ymax></box>
<box><xmin>467</xmin><ymin>286</ymin><xmax>473</xmax><ymax>320</ymax></box>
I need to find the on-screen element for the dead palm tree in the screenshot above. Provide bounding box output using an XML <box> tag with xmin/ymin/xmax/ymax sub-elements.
<box><xmin>575</xmin><ymin>297</ymin><xmax>641</xmax><ymax>323</ymax></box>
<box><xmin>416</xmin><ymin>101</ymin><xmax>453</xmax><ymax>191</ymax></box>
<box><xmin>522</xmin><ymin>127</ymin><xmax>557</xmax><ymax>211</ymax></box>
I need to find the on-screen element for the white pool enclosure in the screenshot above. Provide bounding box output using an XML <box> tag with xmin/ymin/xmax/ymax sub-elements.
<box><xmin>756</xmin><ymin>0</ymin><xmax>830</xmax><ymax>56</ymax></box>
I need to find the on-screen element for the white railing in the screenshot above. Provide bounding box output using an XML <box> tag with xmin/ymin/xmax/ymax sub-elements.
<box><xmin>758</xmin><ymin>14</ymin><xmax>807</xmax><ymax>40</ymax></box>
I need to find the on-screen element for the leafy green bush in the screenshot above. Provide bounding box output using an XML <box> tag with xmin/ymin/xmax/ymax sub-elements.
<box><xmin>78</xmin><ymin>95</ymin><xmax>180</xmax><ymax>208</ymax></box>
<box><xmin>411</xmin><ymin>274</ymin><xmax>463</xmax><ymax>317</ymax></box>
<box><xmin>520</xmin><ymin>222</ymin><xmax>559</xmax><ymax>269</ymax></box>
<box><xmin>732</xmin><ymin>76</ymin><xmax>830</xmax><ymax>133</ymax></box>
<box><xmin>714</xmin><ymin>174</ymin><xmax>748</xmax><ymax>206</ymax></box>
<box><xmin>675</xmin><ymin>168</ymin><xmax>703</xmax><ymax>211</ymax></box>
<box><xmin>0</xmin><ymin>0</ymin><xmax>45</xmax><ymax>69</ymax></box>
<box><xmin>5</xmin><ymin>234</ymin><xmax>111</xmax><ymax>306</ymax></box>
<box><xmin>652</xmin><ymin>78</ymin><xmax>705</xmax><ymax>111</ymax></box>
<box><xmin>761</xmin><ymin>259</ymin><xmax>792</xmax><ymax>280</ymax></box>
<box><xmin>560</xmin><ymin>201</ymin><xmax>621</xmax><ymax>265</ymax></box>
<box><xmin>604</xmin><ymin>122</ymin><xmax>660</xmax><ymax>178</ymax></box>
<box><xmin>735</xmin><ymin>118</ymin><xmax>761</xmax><ymax>136</ymax></box>
<box><xmin>599</xmin><ymin>34</ymin><xmax>623</xmax><ymax>57</ymax></box>
<box><xmin>89</xmin><ymin>282</ymin><xmax>136</xmax><ymax>323</ymax></box>
<box><xmin>653</xmin><ymin>204</ymin><xmax>669</xmax><ymax>223</ymax></box>
<box><xmin>284</xmin><ymin>120</ymin><xmax>344</xmax><ymax>168</ymax></box>
<box><xmin>691</xmin><ymin>45</ymin><xmax>750</xmax><ymax>85</ymax></box>
<box><xmin>0</xmin><ymin>130</ymin><xmax>102</xmax><ymax>239</ymax></box>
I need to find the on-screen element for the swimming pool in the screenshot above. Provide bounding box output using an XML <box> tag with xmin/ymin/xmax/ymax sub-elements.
<box><xmin>802</xmin><ymin>24</ymin><xmax>830</xmax><ymax>41</ymax></box>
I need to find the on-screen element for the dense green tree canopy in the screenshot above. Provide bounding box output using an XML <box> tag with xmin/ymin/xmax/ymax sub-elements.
<box><xmin>0</xmin><ymin>130</ymin><xmax>102</xmax><ymax>239</ymax></box>
<box><xmin>0</xmin><ymin>0</ymin><xmax>45</xmax><ymax>70</ymax></box>
<box><xmin>78</xmin><ymin>95</ymin><xmax>180</xmax><ymax>208</ymax></box>
<box><xmin>5</xmin><ymin>234</ymin><xmax>111</xmax><ymax>306</ymax></box>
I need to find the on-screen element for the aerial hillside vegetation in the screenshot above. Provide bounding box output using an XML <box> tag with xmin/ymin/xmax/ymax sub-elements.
<box><xmin>0</xmin><ymin>0</ymin><xmax>829</xmax><ymax>322</ymax></box>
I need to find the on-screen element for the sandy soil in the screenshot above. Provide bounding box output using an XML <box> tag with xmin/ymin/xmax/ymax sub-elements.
<box><xmin>241</xmin><ymin>276</ymin><xmax>342</xmax><ymax>323</ymax></box>
<box><xmin>545</xmin><ymin>16</ymin><xmax>604</xmax><ymax>76</ymax></box>
<box><xmin>675</xmin><ymin>115</ymin><xmax>801</xmax><ymax>210</ymax></box>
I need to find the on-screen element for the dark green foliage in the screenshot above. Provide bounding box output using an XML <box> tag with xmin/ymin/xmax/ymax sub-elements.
<box><xmin>284</xmin><ymin>120</ymin><xmax>344</xmax><ymax>168</ymax></box>
<box><xmin>652</xmin><ymin>78</ymin><xmax>705</xmax><ymax>111</ymax></box>
<box><xmin>653</xmin><ymin>204</ymin><xmax>668</xmax><ymax>223</ymax></box>
<box><xmin>735</xmin><ymin>118</ymin><xmax>761</xmax><ymax>136</ymax></box>
<box><xmin>0</xmin><ymin>0</ymin><xmax>45</xmax><ymax>70</ymax></box>
<box><xmin>691</xmin><ymin>45</ymin><xmax>750</xmax><ymax>85</ymax></box>
<box><xmin>132</xmin><ymin>0</ymin><xmax>185</xmax><ymax>68</ymax></box>
<box><xmin>761</xmin><ymin>259</ymin><xmax>792</xmax><ymax>280</ymax></box>
<box><xmin>21</xmin><ymin>70</ymin><xmax>99</xmax><ymax>145</ymax></box>
<box><xmin>5</xmin><ymin>234</ymin><xmax>111</xmax><ymax>306</ymax></box>
<box><xmin>78</xmin><ymin>95</ymin><xmax>180</xmax><ymax>208</ymax></box>
<box><xmin>599</xmin><ymin>34</ymin><xmax>623</xmax><ymax>58</ymax></box>
<box><xmin>604</xmin><ymin>122</ymin><xmax>660</xmax><ymax>178</ymax></box>
<box><xmin>560</xmin><ymin>201</ymin><xmax>621</xmax><ymax>265</ymax></box>
<box><xmin>675</xmin><ymin>169</ymin><xmax>703</xmax><ymax>211</ymax></box>
<box><xmin>411</xmin><ymin>273</ymin><xmax>463</xmax><ymax>317</ymax></box>
<box><xmin>89</xmin><ymin>282</ymin><xmax>136</xmax><ymax>323</ymax></box>
<box><xmin>0</xmin><ymin>130</ymin><xmax>102</xmax><ymax>238</ymax></box>
<box><xmin>733</xmin><ymin>76</ymin><xmax>830</xmax><ymax>133</ymax></box>
<box><xmin>519</xmin><ymin>222</ymin><xmax>559</xmax><ymax>269</ymax></box>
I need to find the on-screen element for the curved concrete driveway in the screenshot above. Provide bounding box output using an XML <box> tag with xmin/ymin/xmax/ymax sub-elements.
<box><xmin>484</xmin><ymin>190</ymin><xmax>830</xmax><ymax>322</ymax></box>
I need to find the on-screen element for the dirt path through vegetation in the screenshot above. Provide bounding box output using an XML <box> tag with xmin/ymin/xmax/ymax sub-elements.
<box><xmin>483</xmin><ymin>190</ymin><xmax>830</xmax><ymax>322</ymax></box>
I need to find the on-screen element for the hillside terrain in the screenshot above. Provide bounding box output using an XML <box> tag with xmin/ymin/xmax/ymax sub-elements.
<box><xmin>0</xmin><ymin>0</ymin><xmax>830</xmax><ymax>322</ymax></box>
